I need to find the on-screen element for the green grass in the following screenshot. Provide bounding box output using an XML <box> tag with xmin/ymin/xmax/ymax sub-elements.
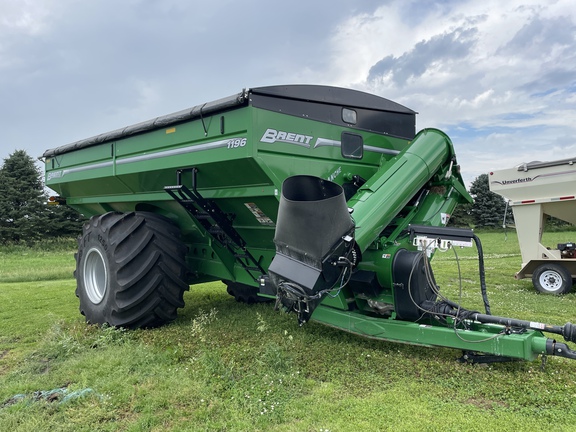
<box><xmin>0</xmin><ymin>238</ymin><xmax>77</xmax><ymax>282</ymax></box>
<box><xmin>1</xmin><ymin>232</ymin><xmax>576</xmax><ymax>431</ymax></box>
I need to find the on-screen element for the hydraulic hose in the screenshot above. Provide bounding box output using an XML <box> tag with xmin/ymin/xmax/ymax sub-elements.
<box><xmin>408</xmin><ymin>225</ymin><xmax>491</xmax><ymax>315</ymax></box>
<box><xmin>472</xmin><ymin>234</ymin><xmax>491</xmax><ymax>315</ymax></box>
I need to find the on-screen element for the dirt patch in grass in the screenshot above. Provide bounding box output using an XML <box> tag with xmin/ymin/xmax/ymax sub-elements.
<box><xmin>465</xmin><ymin>396</ymin><xmax>509</xmax><ymax>410</ymax></box>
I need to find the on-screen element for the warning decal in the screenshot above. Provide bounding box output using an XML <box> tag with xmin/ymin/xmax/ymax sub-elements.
<box><xmin>244</xmin><ymin>203</ymin><xmax>275</xmax><ymax>226</ymax></box>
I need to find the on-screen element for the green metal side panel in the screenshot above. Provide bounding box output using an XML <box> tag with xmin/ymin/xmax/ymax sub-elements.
<box><xmin>45</xmin><ymin>103</ymin><xmax>410</xmax><ymax>285</ymax></box>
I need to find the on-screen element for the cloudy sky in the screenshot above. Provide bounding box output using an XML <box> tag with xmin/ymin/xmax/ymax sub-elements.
<box><xmin>1</xmin><ymin>0</ymin><xmax>575</xmax><ymax>186</ymax></box>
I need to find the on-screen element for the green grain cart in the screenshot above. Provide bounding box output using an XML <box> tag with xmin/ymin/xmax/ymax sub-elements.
<box><xmin>43</xmin><ymin>85</ymin><xmax>576</xmax><ymax>362</ymax></box>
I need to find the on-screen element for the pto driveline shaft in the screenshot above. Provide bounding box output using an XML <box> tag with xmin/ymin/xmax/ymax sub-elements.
<box><xmin>471</xmin><ymin>313</ymin><xmax>576</xmax><ymax>343</ymax></box>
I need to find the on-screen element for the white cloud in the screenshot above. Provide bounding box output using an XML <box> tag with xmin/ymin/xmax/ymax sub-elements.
<box><xmin>0</xmin><ymin>0</ymin><xmax>54</xmax><ymax>35</ymax></box>
<box><xmin>326</xmin><ymin>0</ymin><xmax>576</xmax><ymax>184</ymax></box>
<box><xmin>0</xmin><ymin>0</ymin><xmax>574</xmax><ymax>190</ymax></box>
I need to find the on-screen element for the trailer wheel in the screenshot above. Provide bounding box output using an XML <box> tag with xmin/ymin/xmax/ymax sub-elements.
<box><xmin>75</xmin><ymin>211</ymin><xmax>189</xmax><ymax>328</ymax></box>
<box><xmin>532</xmin><ymin>264</ymin><xmax>573</xmax><ymax>295</ymax></box>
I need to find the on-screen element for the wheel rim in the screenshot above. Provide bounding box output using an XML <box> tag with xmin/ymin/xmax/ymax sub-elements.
<box><xmin>83</xmin><ymin>247</ymin><xmax>108</xmax><ymax>304</ymax></box>
<box><xmin>538</xmin><ymin>270</ymin><xmax>563</xmax><ymax>292</ymax></box>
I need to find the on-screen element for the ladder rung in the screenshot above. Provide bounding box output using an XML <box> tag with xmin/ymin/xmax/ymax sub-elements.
<box><xmin>245</xmin><ymin>266</ymin><xmax>261</xmax><ymax>271</ymax></box>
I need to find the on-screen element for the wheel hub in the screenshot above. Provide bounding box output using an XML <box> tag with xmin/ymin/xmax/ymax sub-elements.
<box><xmin>540</xmin><ymin>270</ymin><xmax>561</xmax><ymax>291</ymax></box>
<box><xmin>83</xmin><ymin>247</ymin><xmax>108</xmax><ymax>304</ymax></box>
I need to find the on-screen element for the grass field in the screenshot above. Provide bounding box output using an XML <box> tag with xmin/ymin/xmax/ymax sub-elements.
<box><xmin>1</xmin><ymin>232</ymin><xmax>576</xmax><ymax>431</ymax></box>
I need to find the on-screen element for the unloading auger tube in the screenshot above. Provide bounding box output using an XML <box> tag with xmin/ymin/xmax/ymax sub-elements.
<box><xmin>264</xmin><ymin>128</ymin><xmax>576</xmax><ymax>362</ymax></box>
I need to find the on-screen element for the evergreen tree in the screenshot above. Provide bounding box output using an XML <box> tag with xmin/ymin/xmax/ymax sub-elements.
<box><xmin>469</xmin><ymin>173</ymin><xmax>512</xmax><ymax>228</ymax></box>
<box><xmin>0</xmin><ymin>149</ymin><xmax>84</xmax><ymax>244</ymax></box>
<box><xmin>45</xmin><ymin>200</ymin><xmax>85</xmax><ymax>238</ymax></box>
<box><xmin>0</xmin><ymin>150</ymin><xmax>48</xmax><ymax>243</ymax></box>
<box><xmin>448</xmin><ymin>200</ymin><xmax>474</xmax><ymax>228</ymax></box>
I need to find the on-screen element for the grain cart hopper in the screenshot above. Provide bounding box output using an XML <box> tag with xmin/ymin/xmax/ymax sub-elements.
<box><xmin>43</xmin><ymin>85</ymin><xmax>576</xmax><ymax>362</ymax></box>
<box><xmin>490</xmin><ymin>158</ymin><xmax>576</xmax><ymax>294</ymax></box>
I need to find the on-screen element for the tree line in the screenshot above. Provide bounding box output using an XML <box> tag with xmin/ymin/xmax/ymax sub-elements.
<box><xmin>0</xmin><ymin>149</ymin><xmax>519</xmax><ymax>245</ymax></box>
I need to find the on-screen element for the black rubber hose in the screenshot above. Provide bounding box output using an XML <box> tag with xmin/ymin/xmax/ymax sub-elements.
<box><xmin>473</xmin><ymin>234</ymin><xmax>491</xmax><ymax>315</ymax></box>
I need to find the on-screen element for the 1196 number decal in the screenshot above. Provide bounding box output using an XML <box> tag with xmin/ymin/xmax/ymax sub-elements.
<box><xmin>227</xmin><ymin>138</ymin><xmax>247</xmax><ymax>149</ymax></box>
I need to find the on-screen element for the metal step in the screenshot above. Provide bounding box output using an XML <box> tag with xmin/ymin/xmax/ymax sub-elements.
<box><xmin>164</xmin><ymin>169</ymin><xmax>265</xmax><ymax>281</ymax></box>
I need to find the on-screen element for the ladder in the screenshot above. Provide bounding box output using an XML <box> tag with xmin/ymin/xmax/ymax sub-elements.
<box><xmin>165</xmin><ymin>167</ymin><xmax>265</xmax><ymax>281</ymax></box>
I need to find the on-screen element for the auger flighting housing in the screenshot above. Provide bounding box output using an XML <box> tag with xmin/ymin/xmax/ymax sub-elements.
<box><xmin>43</xmin><ymin>84</ymin><xmax>576</xmax><ymax>362</ymax></box>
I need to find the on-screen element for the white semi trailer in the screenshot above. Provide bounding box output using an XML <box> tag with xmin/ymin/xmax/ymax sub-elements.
<box><xmin>489</xmin><ymin>157</ymin><xmax>576</xmax><ymax>294</ymax></box>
